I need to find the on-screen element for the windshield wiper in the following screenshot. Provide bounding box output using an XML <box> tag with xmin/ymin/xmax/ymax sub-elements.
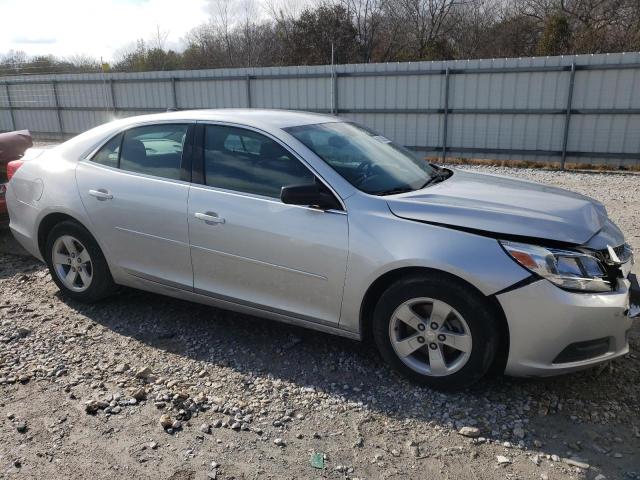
<box><xmin>372</xmin><ymin>169</ymin><xmax>451</xmax><ymax>196</ymax></box>
<box><xmin>419</xmin><ymin>169</ymin><xmax>451</xmax><ymax>189</ymax></box>
<box><xmin>372</xmin><ymin>187</ymin><xmax>414</xmax><ymax>196</ymax></box>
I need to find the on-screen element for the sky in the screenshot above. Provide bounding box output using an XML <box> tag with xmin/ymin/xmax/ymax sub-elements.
<box><xmin>0</xmin><ymin>0</ymin><xmax>213</xmax><ymax>62</ymax></box>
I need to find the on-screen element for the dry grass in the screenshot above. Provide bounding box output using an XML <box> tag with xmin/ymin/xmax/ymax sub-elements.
<box><xmin>426</xmin><ymin>156</ymin><xmax>640</xmax><ymax>172</ymax></box>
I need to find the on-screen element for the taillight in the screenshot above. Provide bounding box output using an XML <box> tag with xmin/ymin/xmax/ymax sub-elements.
<box><xmin>7</xmin><ymin>160</ymin><xmax>24</xmax><ymax>181</ymax></box>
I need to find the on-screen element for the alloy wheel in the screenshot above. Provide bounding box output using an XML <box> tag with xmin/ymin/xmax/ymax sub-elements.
<box><xmin>388</xmin><ymin>297</ymin><xmax>472</xmax><ymax>377</ymax></box>
<box><xmin>52</xmin><ymin>235</ymin><xmax>93</xmax><ymax>292</ymax></box>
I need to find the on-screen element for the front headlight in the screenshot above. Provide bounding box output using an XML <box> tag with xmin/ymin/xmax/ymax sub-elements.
<box><xmin>500</xmin><ymin>240</ymin><xmax>611</xmax><ymax>292</ymax></box>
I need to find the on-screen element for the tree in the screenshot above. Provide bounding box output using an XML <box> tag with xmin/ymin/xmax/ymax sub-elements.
<box><xmin>112</xmin><ymin>40</ymin><xmax>183</xmax><ymax>72</ymax></box>
<box><xmin>336</xmin><ymin>0</ymin><xmax>385</xmax><ymax>62</ymax></box>
<box><xmin>3</xmin><ymin>0</ymin><xmax>640</xmax><ymax>74</ymax></box>
<box><xmin>288</xmin><ymin>5</ymin><xmax>359</xmax><ymax>65</ymax></box>
<box><xmin>537</xmin><ymin>13</ymin><xmax>571</xmax><ymax>55</ymax></box>
<box><xmin>387</xmin><ymin>0</ymin><xmax>462</xmax><ymax>60</ymax></box>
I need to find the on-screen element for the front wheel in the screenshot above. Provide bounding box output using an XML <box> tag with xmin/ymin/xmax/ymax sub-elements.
<box><xmin>45</xmin><ymin>220</ymin><xmax>116</xmax><ymax>302</ymax></box>
<box><xmin>372</xmin><ymin>274</ymin><xmax>499</xmax><ymax>390</ymax></box>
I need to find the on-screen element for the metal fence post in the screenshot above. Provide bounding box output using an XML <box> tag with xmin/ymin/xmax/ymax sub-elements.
<box><xmin>52</xmin><ymin>81</ymin><xmax>64</xmax><ymax>135</ymax></box>
<box><xmin>246</xmin><ymin>75</ymin><xmax>252</xmax><ymax>108</ymax></box>
<box><xmin>332</xmin><ymin>72</ymin><xmax>338</xmax><ymax>115</ymax></box>
<box><xmin>109</xmin><ymin>79</ymin><xmax>117</xmax><ymax>116</ymax></box>
<box><xmin>3</xmin><ymin>83</ymin><xmax>16</xmax><ymax>131</ymax></box>
<box><xmin>171</xmin><ymin>77</ymin><xmax>178</xmax><ymax>109</ymax></box>
<box><xmin>561</xmin><ymin>62</ymin><xmax>576</xmax><ymax>170</ymax></box>
<box><xmin>441</xmin><ymin>68</ymin><xmax>450</xmax><ymax>162</ymax></box>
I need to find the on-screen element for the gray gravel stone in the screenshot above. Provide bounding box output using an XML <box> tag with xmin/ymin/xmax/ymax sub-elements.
<box><xmin>458</xmin><ymin>426</ymin><xmax>481</xmax><ymax>438</ymax></box>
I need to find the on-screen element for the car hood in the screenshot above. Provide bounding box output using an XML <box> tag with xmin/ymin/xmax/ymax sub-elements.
<box><xmin>386</xmin><ymin>169</ymin><xmax>609</xmax><ymax>245</ymax></box>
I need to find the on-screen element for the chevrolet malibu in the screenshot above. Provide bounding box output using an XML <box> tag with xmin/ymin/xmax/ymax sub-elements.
<box><xmin>7</xmin><ymin>110</ymin><xmax>637</xmax><ymax>389</ymax></box>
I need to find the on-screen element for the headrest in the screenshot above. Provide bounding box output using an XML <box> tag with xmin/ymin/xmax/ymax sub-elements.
<box><xmin>259</xmin><ymin>141</ymin><xmax>283</xmax><ymax>159</ymax></box>
<box><xmin>122</xmin><ymin>138</ymin><xmax>146</xmax><ymax>161</ymax></box>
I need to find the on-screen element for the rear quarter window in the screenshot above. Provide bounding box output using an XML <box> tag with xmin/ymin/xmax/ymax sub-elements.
<box><xmin>91</xmin><ymin>134</ymin><xmax>122</xmax><ymax>168</ymax></box>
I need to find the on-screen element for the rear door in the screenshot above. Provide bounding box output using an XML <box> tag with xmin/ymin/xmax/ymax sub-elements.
<box><xmin>76</xmin><ymin>123</ymin><xmax>195</xmax><ymax>288</ymax></box>
<box><xmin>188</xmin><ymin>123</ymin><xmax>349</xmax><ymax>325</ymax></box>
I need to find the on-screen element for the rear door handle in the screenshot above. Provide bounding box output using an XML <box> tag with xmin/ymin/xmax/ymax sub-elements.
<box><xmin>195</xmin><ymin>212</ymin><xmax>225</xmax><ymax>225</ymax></box>
<box><xmin>88</xmin><ymin>189</ymin><xmax>113</xmax><ymax>201</ymax></box>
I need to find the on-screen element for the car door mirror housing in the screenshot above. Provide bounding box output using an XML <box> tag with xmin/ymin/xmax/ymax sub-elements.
<box><xmin>281</xmin><ymin>184</ymin><xmax>342</xmax><ymax>211</ymax></box>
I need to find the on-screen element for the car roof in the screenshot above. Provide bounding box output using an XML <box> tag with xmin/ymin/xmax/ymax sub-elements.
<box><xmin>55</xmin><ymin>109</ymin><xmax>343</xmax><ymax>160</ymax></box>
<box><xmin>119</xmin><ymin>109</ymin><xmax>341</xmax><ymax>130</ymax></box>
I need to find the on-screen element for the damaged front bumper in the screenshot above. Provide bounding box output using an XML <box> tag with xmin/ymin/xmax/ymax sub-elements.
<box><xmin>497</xmin><ymin>273</ymin><xmax>637</xmax><ymax>377</ymax></box>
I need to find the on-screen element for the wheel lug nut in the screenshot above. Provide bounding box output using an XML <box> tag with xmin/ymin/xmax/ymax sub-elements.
<box><xmin>438</xmin><ymin>334</ymin><xmax>446</xmax><ymax>341</ymax></box>
<box><xmin>417</xmin><ymin>336</ymin><xmax>425</xmax><ymax>344</ymax></box>
<box><xmin>430</xmin><ymin>322</ymin><xmax>439</xmax><ymax>330</ymax></box>
<box><xmin>417</xmin><ymin>324</ymin><xmax>426</xmax><ymax>331</ymax></box>
<box><xmin>429</xmin><ymin>343</ymin><xmax>438</xmax><ymax>350</ymax></box>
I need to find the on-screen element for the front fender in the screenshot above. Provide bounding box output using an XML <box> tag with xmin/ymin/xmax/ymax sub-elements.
<box><xmin>338</xmin><ymin>194</ymin><xmax>530</xmax><ymax>333</ymax></box>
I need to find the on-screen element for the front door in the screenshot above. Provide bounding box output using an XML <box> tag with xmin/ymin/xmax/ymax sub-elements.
<box><xmin>188</xmin><ymin>124</ymin><xmax>349</xmax><ymax>325</ymax></box>
<box><xmin>76</xmin><ymin>123</ymin><xmax>194</xmax><ymax>288</ymax></box>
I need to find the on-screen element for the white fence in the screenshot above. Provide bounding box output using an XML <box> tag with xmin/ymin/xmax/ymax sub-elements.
<box><xmin>1</xmin><ymin>52</ymin><xmax>640</xmax><ymax>167</ymax></box>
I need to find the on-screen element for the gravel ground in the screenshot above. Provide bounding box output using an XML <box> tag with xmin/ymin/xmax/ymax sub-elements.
<box><xmin>0</xmin><ymin>166</ymin><xmax>639</xmax><ymax>480</ymax></box>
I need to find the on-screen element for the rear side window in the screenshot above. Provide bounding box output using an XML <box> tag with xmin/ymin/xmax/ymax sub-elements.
<box><xmin>90</xmin><ymin>124</ymin><xmax>189</xmax><ymax>181</ymax></box>
<box><xmin>203</xmin><ymin>125</ymin><xmax>315</xmax><ymax>198</ymax></box>
<box><xmin>120</xmin><ymin>125</ymin><xmax>188</xmax><ymax>180</ymax></box>
<box><xmin>92</xmin><ymin>133</ymin><xmax>122</xmax><ymax>168</ymax></box>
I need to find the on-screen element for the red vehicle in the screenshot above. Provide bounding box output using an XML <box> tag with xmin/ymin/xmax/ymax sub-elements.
<box><xmin>0</xmin><ymin>130</ymin><xmax>33</xmax><ymax>226</ymax></box>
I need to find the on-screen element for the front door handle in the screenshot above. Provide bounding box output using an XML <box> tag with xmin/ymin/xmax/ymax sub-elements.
<box><xmin>88</xmin><ymin>189</ymin><xmax>113</xmax><ymax>201</ymax></box>
<box><xmin>195</xmin><ymin>212</ymin><xmax>226</xmax><ymax>225</ymax></box>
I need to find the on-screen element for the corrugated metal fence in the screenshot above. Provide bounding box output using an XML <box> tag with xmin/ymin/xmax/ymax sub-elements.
<box><xmin>1</xmin><ymin>53</ymin><xmax>640</xmax><ymax>167</ymax></box>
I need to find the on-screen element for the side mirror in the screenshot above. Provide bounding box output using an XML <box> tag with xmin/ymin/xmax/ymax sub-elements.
<box><xmin>280</xmin><ymin>183</ymin><xmax>342</xmax><ymax>211</ymax></box>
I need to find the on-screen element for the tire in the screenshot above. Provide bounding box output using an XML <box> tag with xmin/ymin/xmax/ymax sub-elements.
<box><xmin>45</xmin><ymin>220</ymin><xmax>116</xmax><ymax>303</ymax></box>
<box><xmin>372</xmin><ymin>274</ymin><xmax>499</xmax><ymax>390</ymax></box>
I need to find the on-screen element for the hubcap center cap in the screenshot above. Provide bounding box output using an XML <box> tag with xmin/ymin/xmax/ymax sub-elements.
<box><xmin>425</xmin><ymin>330</ymin><xmax>437</xmax><ymax>342</ymax></box>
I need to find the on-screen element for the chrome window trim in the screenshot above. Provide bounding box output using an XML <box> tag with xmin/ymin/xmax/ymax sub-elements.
<box><xmin>80</xmin><ymin>119</ymin><xmax>347</xmax><ymax>213</ymax></box>
<box><xmin>189</xmin><ymin>181</ymin><xmax>347</xmax><ymax>216</ymax></box>
<box><xmin>78</xmin><ymin>159</ymin><xmax>194</xmax><ymax>187</ymax></box>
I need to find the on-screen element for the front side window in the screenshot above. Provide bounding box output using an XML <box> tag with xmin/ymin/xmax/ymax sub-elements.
<box><xmin>204</xmin><ymin>125</ymin><xmax>315</xmax><ymax>198</ymax></box>
<box><xmin>285</xmin><ymin>122</ymin><xmax>437</xmax><ymax>195</ymax></box>
<box><xmin>120</xmin><ymin>125</ymin><xmax>188</xmax><ymax>180</ymax></box>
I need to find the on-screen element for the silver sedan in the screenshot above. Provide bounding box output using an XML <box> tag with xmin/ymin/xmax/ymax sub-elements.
<box><xmin>6</xmin><ymin>110</ymin><xmax>638</xmax><ymax>389</ymax></box>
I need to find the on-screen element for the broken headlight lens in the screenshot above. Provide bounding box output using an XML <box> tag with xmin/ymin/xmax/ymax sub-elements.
<box><xmin>500</xmin><ymin>240</ymin><xmax>611</xmax><ymax>292</ymax></box>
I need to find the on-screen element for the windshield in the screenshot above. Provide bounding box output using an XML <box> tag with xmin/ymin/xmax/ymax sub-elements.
<box><xmin>284</xmin><ymin>122</ymin><xmax>437</xmax><ymax>195</ymax></box>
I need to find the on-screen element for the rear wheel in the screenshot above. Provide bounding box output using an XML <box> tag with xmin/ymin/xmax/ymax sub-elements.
<box><xmin>45</xmin><ymin>221</ymin><xmax>116</xmax><ymax>302</ymax></box>
<box><xmin>372</xmin><ymin>274</ymin><xmax>499</xmax><ymax>390</ymax></box>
